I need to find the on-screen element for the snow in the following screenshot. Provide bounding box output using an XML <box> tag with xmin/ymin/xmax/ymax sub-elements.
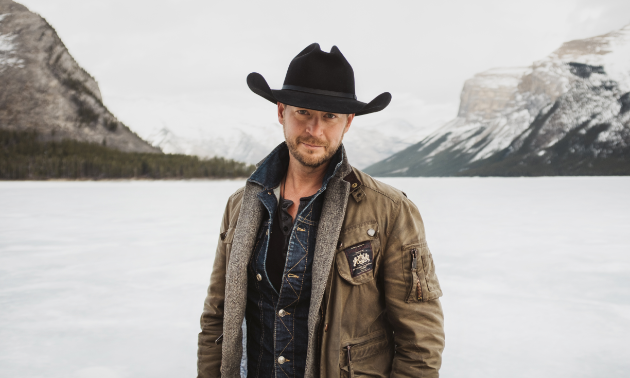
<box><xmin>0</xmin><ymin>13</ymin><xmax>24</xmax><ymax>69</ymax></box>
<box><xmin>551</xmin><ymin>22</ymin><xmax>630</xmax><ymax>92</ymax></box>
<box><xmin>1</xmin><ymin>178</ymin><xmax>630</xmax><ymax>378</ymax></box>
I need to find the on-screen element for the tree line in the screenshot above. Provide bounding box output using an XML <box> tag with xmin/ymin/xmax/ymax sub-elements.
<box><xmin>0</xmin><ymin>129</ymin><xmax>256</xmax><ymax>180</ymax></box>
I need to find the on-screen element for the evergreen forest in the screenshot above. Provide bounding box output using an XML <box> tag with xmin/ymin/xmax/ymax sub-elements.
<box><xmin>0</xmin><ymin>130</ymin><xmax>256</xmax><ymax>180</ymax></box>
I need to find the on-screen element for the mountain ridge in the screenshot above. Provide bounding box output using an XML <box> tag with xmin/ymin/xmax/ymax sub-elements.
<box><xmin>366</xmin><ymin>24</ymin><xmax>630</xmax><ymax>176</ymax></box>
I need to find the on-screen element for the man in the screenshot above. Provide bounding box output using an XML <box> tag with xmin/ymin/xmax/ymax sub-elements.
<box><xmin>198</xmin><ymin>43</ymin><xmax>445</xmax><ymax>378</ymax></box>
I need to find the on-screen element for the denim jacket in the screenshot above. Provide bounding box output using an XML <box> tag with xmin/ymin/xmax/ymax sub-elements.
<box><xmin>245</xmin><ymin>143</ymin><xmax>343</xmax><ymax>378</ymax></box>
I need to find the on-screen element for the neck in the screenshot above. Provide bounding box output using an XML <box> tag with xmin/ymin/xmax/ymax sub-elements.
<box><xmin>284</xmin><ymin>155</ymin><xmax>331</xmax><ymax>198</ymax></box>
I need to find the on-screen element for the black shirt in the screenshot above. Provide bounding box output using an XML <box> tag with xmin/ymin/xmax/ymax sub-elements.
<box><xmin>265</xmin><ymin>193</ymin><xmax>316</xmax><ymax>292</ymax></box>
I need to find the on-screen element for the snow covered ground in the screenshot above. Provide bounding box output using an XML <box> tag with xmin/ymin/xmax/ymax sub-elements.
<box><xmin>1</xmin><ymin>178</ymin><xmax>629</xmax><ymax>378</ymax></box>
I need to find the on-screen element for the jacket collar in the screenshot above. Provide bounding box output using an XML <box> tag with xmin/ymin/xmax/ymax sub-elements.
<box><xmin>248</xmin><ymin>141</ymin><xmax>347</xmax><ymax>192</ymax></box>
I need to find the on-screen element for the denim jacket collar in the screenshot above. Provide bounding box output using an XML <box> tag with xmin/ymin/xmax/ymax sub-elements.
<box><xmin>248</xmin><ymin>141</ymin><xmax>345</xmax><ymax>194</ymax></box>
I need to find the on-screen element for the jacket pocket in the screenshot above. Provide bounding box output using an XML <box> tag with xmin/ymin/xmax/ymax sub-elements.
<box><xmin>336</xmin><ymin>221</ymin><xmax>381</xmax><ymax>285</ymax></box>
<box><xmin>404</xmin><ymin>242</ymin><xmax>442</xmax><ymax>302</ymax></box>
<box><xmin>339</xmin><ymin>329</ymin><xmax>393</xmax><ymax>378</ymax></box>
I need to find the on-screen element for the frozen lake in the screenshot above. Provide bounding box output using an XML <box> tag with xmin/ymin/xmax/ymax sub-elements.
<box><xmin>1</xmin><ymin>177</ymin><xmax>629</xmax><ymax>378</ymax></box>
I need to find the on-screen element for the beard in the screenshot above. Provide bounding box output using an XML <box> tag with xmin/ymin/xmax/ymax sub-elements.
<box><xmin>285</xmin><ymin>133</ymin><xmax>343</xmax><ymax>168</ymax></box>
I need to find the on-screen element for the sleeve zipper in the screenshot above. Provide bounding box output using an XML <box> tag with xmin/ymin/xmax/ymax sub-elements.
<box><xmin>411</xmin><ymin>248</ymin><xmax>422</xmax><ymax>301</ymax></box>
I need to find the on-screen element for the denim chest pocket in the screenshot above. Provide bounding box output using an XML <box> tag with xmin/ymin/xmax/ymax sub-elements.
<box><xmin>335</xmin><ymin>221</ymin><xmax>381</xmax><ymax>285</ymax></box>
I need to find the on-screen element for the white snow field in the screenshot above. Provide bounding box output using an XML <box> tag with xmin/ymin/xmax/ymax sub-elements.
<box><xmin>1</xmin><ymin>178</ymin><xmax>629</xmax><ymax>378</ymax></box>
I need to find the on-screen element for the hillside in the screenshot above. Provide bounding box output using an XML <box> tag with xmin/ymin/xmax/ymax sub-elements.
<box><xmin>0</xmin><ymin>0</ymin><xmax>159</xmax><ymax>153</ymax></box>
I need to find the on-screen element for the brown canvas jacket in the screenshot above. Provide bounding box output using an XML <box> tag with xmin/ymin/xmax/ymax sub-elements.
<box><xmin>198</xmin><ymin>148</ymin><xmax>445</xmax><ymax>378</ymax></box>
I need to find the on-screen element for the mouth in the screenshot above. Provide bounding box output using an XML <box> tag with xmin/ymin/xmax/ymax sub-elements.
<box><xmin>301</xmin><ymin>142</ymin><xmax>325</xmax><ymax>149</ymax></box>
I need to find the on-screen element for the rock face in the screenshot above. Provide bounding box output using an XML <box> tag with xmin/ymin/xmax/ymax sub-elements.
<box><xmin>366</xmin><ymin>24</ymin><xmax>630</xmax><ymax>176</ymax></box>
<box><xmin>0</xmin><ymin>0</ymin><xmax>159</xmax><ymax>153</ymax></box>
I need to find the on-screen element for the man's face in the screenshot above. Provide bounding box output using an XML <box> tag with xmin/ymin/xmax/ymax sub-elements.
<box><xmin>278</xmin><ymin>103</ymin><xmax>355</xmax><ymax>168</ymax></box>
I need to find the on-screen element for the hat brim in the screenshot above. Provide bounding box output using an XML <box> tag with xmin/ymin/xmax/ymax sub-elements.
<box><xmin>247</xmin><ymin>72</ymin><xmax>391</xmax><ymax>116</ymax></box>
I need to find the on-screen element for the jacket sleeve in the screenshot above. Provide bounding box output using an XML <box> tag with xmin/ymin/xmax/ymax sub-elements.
<box><xmin>197</xmin><ymin>198</ymin><xmax>233</xmax><ymax>378</ymax></box>
<box><xmin>383</xmin><ymin>196</ymin><xmax>445</xmax><ymax>378</ymax></box>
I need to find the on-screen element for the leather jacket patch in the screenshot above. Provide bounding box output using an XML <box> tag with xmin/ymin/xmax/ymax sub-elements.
<box><xmin>343</xmin><ymin>241</ymin><xmax>374</xmax><ymax>277</ymax></box>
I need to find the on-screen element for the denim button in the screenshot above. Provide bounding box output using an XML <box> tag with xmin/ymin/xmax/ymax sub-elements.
<box><xmin>256</xmin><ymin>273</ymin><xmax>262</xmax><ymax>281</ymax></box>
<box><xmin>277</xmin><ymin>356</ymin><xmax>286</xmax><ymax>364</ymax></box>
<box><xmin>278</xmin><ymin>309</ymin><xmax>286</xmax><ymax>317</ymax></box>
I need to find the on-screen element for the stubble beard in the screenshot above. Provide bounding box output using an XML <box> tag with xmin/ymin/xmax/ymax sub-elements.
<box><xmin>285</xmin><ymin>133</ymin><xmax>344</xmax><ymax>168</ymax></box>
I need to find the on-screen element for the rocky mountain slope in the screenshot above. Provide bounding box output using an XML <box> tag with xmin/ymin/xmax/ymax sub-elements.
<box><xmin>366</xmin><ymin>24</ymin><xmax>630</xmax><ymax>176</ymax></box>
<box><xmin>0</xmin><ymin>0</ymin><xmax>159</xmax><ymax>153</ymax></box>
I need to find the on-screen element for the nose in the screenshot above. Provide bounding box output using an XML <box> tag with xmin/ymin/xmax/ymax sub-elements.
<box><xmin>305</xmin><ymin>116</ymin><xmax>322</xmax><ymax>136</ymax></box>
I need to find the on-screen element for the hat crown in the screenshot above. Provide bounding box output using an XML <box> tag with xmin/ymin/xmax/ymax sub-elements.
<box><xmin>283</xmin><ymin>43</ymin><xmax>355</xmax><ymax>95</ymax></box>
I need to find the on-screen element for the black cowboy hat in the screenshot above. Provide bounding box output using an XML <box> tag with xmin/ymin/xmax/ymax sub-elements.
<box><xmin>247</xmin><ymin>43</ymin><xmax>391</xmax><ymax>116</ymax></box>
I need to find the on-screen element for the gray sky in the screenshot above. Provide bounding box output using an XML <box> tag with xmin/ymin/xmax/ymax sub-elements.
<box><xmin>16</xmin><ymin>0</ymin><xmax>630</xmax><ymax>139</ymax></box>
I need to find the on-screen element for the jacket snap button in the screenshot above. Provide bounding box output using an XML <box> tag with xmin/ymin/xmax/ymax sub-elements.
<box><xmin>367</xmin><ymin>229</ymin><xmax>376</xmax><ymax>237</ymax></box>
<box><xmin>351</xmin><ymin>183</ymin><xmax>357</xmax><ymax>188</ymax></box>
<box><xmin>256</xmin><ymin>273</ymin><xmax>262</xmax><ymax>281</ymax></box>
<box><xmin>278</xmin><ymin>309</ymin><xmax>286</xmax><ymax>317</ymax></box>
<box><xmin>278</xmin><ymin>356</ymin><xmax>286</xmax><ymax>364</ymax></box>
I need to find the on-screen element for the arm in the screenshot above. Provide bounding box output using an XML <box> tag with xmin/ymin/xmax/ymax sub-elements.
<box><xmin>197</xmin><ymin>199</ymin><xmax>233</xmax><ymax>378</ymax></box>
<box><xmin>383</xmin><ymin>197</ymin><xmax>445</xmax><ymax>378</ymax></box>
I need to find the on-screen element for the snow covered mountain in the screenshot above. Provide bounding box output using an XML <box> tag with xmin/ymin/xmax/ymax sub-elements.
<box><xmin>366</xmin><ymin>24</ymin><xmax>630</xmax><ymax>176</ymax></box>
<box><xmin>145</xmin><ymin>118</ymin><xmax>435</xmax><ymax>168</ymax></box>
<box><xmin>146</xmin><ymin>123</ymin><xmax>285</xmax><ymax>164</ymax></box>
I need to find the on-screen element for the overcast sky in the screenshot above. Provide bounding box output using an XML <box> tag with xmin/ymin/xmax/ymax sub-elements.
<box><xmin>16</xmin><ymin>0</ymin><xmax>630</xmax><ymax>139</ymax></box>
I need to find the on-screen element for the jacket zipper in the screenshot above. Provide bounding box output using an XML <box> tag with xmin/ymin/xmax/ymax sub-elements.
<box><xmin>346</xmin><ymin>344</ymin><xmax>354</xmax><ymax>378</ymax></box>
<box><xmin>411</xmin><ymin>248</ymin><xmax>422</xmax><ymax>301</ymax></box>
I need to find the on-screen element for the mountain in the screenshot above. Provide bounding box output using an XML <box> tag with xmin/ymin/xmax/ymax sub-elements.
<box><xmin>0</xmin><ymin>0</ymin><xmax>159</xmax><ymax>153</ymax></box>
<box><xmin>145</xmin><ymin>123</ymin><xmax>286</xmax><ymax>166</ymax></box>
<box><xmin>366</xmin><ymin>24</ymin><xmax>630</xmax><ymax>176</ymax></box>
<box><xmin>144</xmin><ymin>118</ymin><xmax>435</xmax><ymax>168</ymax></box>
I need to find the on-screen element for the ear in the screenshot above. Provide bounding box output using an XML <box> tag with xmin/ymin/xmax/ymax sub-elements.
<box><xmin>344</xmin><ymin>114</ymin><xmax>355</xmax><ymax>134</ymax></box>
<box><xmin>278</xmin><ymin>102</ymin><xmax>286</xmax><ymax>125</ymax></box>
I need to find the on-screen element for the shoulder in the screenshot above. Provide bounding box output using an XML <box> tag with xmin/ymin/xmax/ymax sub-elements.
<box><xmin>351</xmin><ymin>168</ymin><xmax>427</xmax><ymax>243</ymax></box>
<box><xmin>352</xmin><ymin>167</ymin><xmax>408</xmax><ymax>206</ymax></box>
<box><xmin>228</xmin><ymin>186</ymin><xmax>246</xmax><ymax>204</ymax></box>
<box><xmin>223</xmin><ymin>186</ymin><xmax>246</xmax><ymax>227</ymax></box>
